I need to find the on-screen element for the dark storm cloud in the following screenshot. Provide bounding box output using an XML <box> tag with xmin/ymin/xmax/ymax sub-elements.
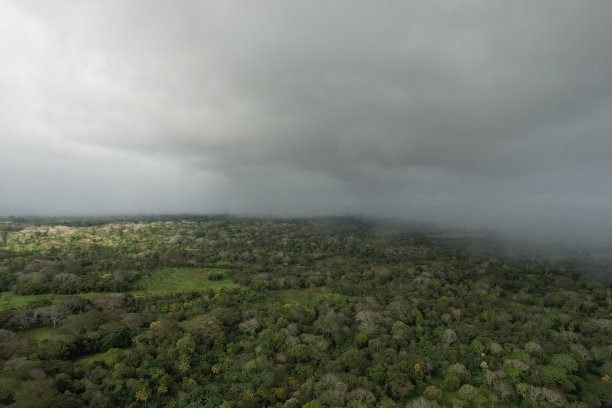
<box><xmin>2</xmin><ymin>1</ymin><xmax>612</xmax><ymax>230</ymax></box>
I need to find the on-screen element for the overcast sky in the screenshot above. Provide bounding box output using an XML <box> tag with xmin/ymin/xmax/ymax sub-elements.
<box><xmin>2</xmin><ymin>1</ymin><xmax>612</xmax><ymax>231</ymax></box>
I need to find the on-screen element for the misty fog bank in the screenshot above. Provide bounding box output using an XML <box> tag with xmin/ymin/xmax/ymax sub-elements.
<box><xmin>3</xmin><ymin>213</ymin><xmax>612</xmax><ymax>258</ymax></box>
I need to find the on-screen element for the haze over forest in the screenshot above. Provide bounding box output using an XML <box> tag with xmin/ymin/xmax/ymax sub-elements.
<box><xmin>2</xmin><ymin>1</ymin><xmax>612</xmax><ymax>234</ymax></box>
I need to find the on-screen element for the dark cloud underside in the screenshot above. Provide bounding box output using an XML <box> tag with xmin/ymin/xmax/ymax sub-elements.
<box><xmin>2</xmin><ymin>1</ymin><xmax>612</xmax><ymax>231</ymax></box>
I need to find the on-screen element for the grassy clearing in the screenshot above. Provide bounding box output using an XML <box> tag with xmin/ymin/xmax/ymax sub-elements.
<box><xmin>129</xmin><ymin>267</ymin><xmax>239</xmax><ymax>296</ymax></box>
<box><xmin>0</xmin><ymin>268</ymin><xmax>238</xmax><ymax>310</ymax></box>
<box><xmin>0</xmin><ymin>292</ymin><xmax>68</xmax><ymax>310</ymax></box>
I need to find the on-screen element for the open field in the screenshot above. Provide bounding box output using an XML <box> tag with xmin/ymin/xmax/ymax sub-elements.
<box><xmin>0</xmin><ymin>292</ymin><xmax>96</xmax><ymax>311</ymax></box>
<box><xmin>129</xmin><ymin>267</ymin><xmax>239</xmax><ymax>296</ymax></box>
<box><xmin>0</xmin><ymin>267</ymin><xmax>238</xmax><ymax>310</ymax></box>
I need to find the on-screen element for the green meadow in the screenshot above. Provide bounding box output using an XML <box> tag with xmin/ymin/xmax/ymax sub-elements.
<box><xmin>0</xmin><ymin>267</ymin><xmax>239</xmax><ymax>310</ymax></box>
<box><xmin>0</xmin><ymin>292</ymin><xmax>91</xmax><ymax>311</ymax></box>
<box><xmin>129</xmin><ymin>267</ymin><xmax>239</xmax><ymax>296</ymax></box>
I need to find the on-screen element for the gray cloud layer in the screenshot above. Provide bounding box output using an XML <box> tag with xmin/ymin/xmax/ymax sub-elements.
<box><xmin>2</xmin><ymin>1</ymin><xmax>612</xmax><ymax>231</ymax></box>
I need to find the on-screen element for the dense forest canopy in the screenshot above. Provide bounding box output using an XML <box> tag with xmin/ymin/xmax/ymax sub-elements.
<box><xmin>0</xmin><ymin>217</ymin><xmax>610</xmax><ymax>407</ymax></box>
